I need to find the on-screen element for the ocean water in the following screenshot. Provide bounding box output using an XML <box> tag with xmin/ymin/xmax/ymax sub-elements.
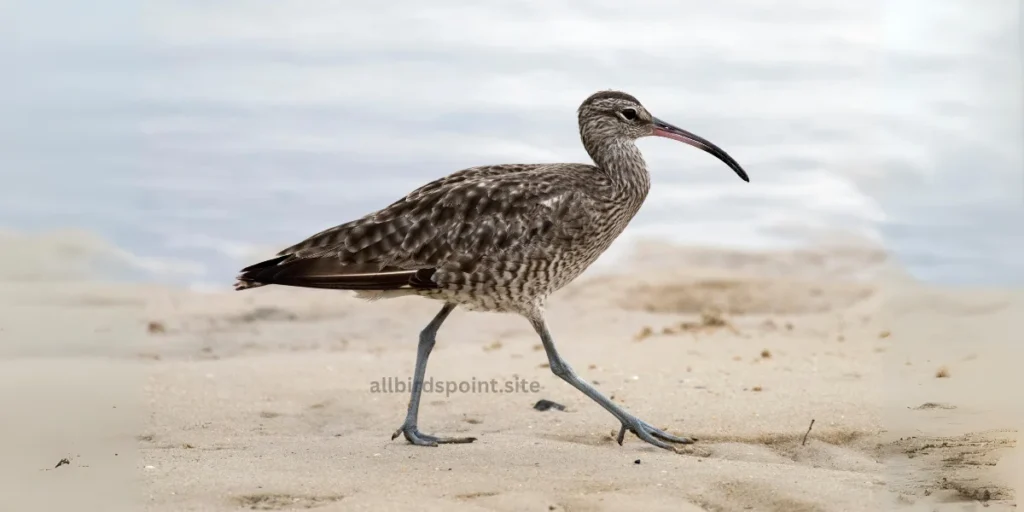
<box><xmin>2</xmin><ymin>1</ymin><xmax>1021</xmax><ymax>288</ymax></box>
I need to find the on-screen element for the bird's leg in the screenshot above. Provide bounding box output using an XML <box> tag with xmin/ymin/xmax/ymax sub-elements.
<box><xmin>527</xmin><ymin>315</ymin><xmax>694</xmax><ymax>451</ymax></box>
<box><xmin>391</xmin><ymin>303</ymin><xmax>476</xmax><ymax>446</ymax></box>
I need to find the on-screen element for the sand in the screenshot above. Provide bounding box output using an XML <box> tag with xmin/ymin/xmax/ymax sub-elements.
<box><xmin>0</xmin><ymin>232</ymin><xmax>1020</xmax><ymax>511</ymax></box>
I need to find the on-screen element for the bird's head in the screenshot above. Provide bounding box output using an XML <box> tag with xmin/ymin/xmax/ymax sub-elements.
<box><xmin>578</xmin><ymin>90</ymin><xmax>749</xmax><ymax>182</ymax></box>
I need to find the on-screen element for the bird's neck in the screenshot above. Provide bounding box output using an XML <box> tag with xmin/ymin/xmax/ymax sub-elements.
<box><xmin>590</xmin><ymin>139</ymin><xmax>651</xmax><ymax>202</ymax></box>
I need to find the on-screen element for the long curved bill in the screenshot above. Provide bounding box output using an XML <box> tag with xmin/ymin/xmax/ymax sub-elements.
<box><xmin>652</xmin><ymin>117</ymin><xmax>749</xmax><ymax>182</ymax></box>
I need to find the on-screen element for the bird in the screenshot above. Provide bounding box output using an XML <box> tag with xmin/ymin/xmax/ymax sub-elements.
<box><xmin>234</xmin><ymin>90</ymin><xmax>749</xmax><ymax>452</ymax></box>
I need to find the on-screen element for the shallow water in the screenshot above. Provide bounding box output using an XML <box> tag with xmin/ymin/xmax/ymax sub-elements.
<box><xmin>3</xmin><ymin>0</ymin><xmax>1021</xmax><ymax>287</ymax></box>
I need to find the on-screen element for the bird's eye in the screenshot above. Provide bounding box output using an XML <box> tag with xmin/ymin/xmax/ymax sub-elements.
<box><xmin>620</xmin><ymin>108</ymin><xmax>638</xmax><ymax>121</ymax></box>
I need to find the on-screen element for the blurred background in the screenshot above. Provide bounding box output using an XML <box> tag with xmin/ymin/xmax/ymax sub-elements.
<box><xmin>2</xmin><ymin>0</ymin><xmax>1021</xmax><ymax>288</ymax></box>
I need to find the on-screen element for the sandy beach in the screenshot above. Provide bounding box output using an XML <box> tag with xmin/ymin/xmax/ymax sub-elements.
<box><xmin>1</xmin><ymin>232</ymin><xmax>1020</xmax><ymax>511</ymax></box>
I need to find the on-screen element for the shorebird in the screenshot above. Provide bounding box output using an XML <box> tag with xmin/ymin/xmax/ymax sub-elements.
<box><xmin>234</xmin><ymin>90</ymin><xmax>749</xmax><ymax>451</ymax></box>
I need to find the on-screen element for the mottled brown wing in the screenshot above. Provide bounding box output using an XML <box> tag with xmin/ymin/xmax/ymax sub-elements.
<box><xmin>235</xmin><ymin>165</ymin><xmax>597</xmax><ymax>290</ymax></box>
<box><xmin>275</xmin><ymin>164</ymin><xmax>529</xmax><ymax>259</ymax></box>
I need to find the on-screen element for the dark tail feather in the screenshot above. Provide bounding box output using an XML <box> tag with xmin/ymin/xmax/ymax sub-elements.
<box><xmin>234</xmin><ymin>255</ymin><xmax>436</xmax><ymax>291</ymax></box>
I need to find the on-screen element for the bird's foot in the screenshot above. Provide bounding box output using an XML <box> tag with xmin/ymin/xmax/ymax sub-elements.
<box><xmin>391</xmin><ymin>424</ymin><xmax>476</xmax><ymax>447</ymax></box>
<box><xmin>616</xmin><ymin>416</ymin><xmax>695</xmax><ymax>451</ymax></box>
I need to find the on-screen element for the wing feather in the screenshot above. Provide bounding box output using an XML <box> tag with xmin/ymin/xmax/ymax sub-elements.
<box><xmin>235</xmin><ymin>164</ymin><xmax>599</xmax><ymax>291</ymax></box>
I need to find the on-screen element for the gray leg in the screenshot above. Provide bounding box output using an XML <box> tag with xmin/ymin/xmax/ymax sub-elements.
<box><xmin>528</xmin><ymin>314</ymin><xmax>694</xmax><ymax>451</ymax></box>
<box><xmin>391</xmin><ymin>303</ymin><xmax>476</xmax><ymax>446</ymax></box>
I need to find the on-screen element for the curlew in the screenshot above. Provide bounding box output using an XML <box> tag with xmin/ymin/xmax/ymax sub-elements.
<box><xmin>234</xmin><ymin>90</ymin><xmax>749</xmax><ymax>451</ymax></box>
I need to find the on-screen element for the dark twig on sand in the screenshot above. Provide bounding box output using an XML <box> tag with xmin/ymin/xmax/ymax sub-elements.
<box><xmin>802</xmin><ymin>419</ymin><xmax>815</xmax><ymax>446</ymax></box>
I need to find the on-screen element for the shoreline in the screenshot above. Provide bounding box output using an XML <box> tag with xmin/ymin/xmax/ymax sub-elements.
<box><xmin>4</xmin><ymin>226</ymin><xmax>1021</xmax><ymax>295</ymax></box>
